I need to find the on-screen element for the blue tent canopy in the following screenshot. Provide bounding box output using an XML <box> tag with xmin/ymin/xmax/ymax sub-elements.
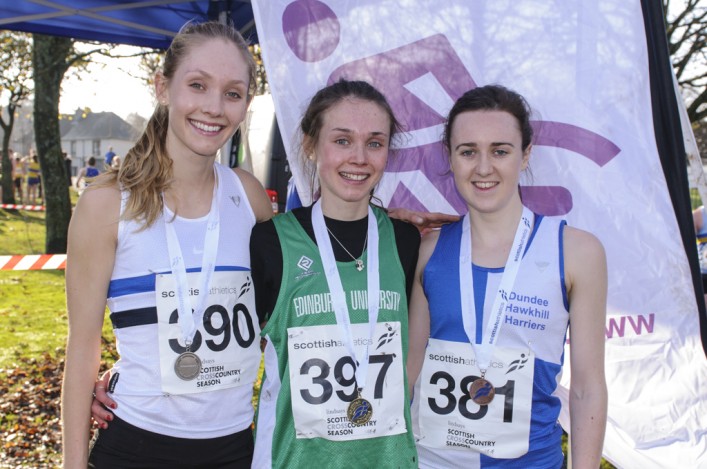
<box><xmin>0</xmin><ymin>0</ymin><xmax>257</xmax><ymax>49</ymax></box>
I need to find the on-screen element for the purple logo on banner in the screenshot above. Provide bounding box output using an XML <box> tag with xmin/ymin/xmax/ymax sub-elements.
<box><xmin>282</xmin><ymin>1</ymin><xmax>621</xmax><ymax>216</ymax></box>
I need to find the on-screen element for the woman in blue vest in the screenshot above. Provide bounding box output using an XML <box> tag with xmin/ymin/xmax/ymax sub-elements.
<box><xmin>75</xmin><ymin>156</ymin><xmax>100</xmax><ymax>192</ymax></box>
<box><xmin>408</xmin><ymin>85</ymin><xmax>608</xmax><ymax>468</ymax></box>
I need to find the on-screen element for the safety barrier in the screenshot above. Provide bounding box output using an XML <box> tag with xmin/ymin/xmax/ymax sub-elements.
<box><xmin>0</xmin><ymin>204</ymin><xmax>45</xmax><ymax>211</ymax></box>
<box><xmin>0</xmin><ymin>254</ymin><xmax>66</xmax><ymax>270</ymax></box>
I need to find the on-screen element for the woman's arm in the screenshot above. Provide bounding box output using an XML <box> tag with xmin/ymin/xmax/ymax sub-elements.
<box><xmin>234</xmin><ymin>168</ymin><xmax>274</xmax><ymax>223</ymax></box>
<box><xmin>406</xmin><ymin>231</ymin><xmax>439</xmax><ymax>394</ymax></box>
<box><xmin>564</xmin><ymin>226</ymin><xmax>608</xmax><ymax>469</ymax></box>
<box><xmin>62</xmin><ymin>185</ymin><xmax>120</xmax><ymax>468</ymax></box>
<box><xmin>250</xmin><ymin>220</ymin><xmax>282</xmax><ymax>326</ymax></box>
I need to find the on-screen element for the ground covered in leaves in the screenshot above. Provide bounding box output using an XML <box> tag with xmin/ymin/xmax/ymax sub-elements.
<box><xmin>0</xmin><ymin>340</ymin><xmax>116</xmax><ymax>468</ymax></box>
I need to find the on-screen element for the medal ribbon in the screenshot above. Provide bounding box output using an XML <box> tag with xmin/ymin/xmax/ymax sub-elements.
<box><xmin>163</xmin><ymin>166</ymin><xmax>222</xmax><ymax>347</ymax></box>
<box><xmin>312</xmin><ymin>200</ymin><xmax>380</xmax><ymax>392</ymax></box>
<box><xmin>459</xmin><ymin>206</ymin><xmax>534</xmax><ymax>373</ymax></box>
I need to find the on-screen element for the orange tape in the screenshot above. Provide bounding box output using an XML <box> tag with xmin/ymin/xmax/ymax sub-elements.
<box><xmin>0</xmin><ymin>254</ymin><xmax>66</xmax><ymax>270</ymax></box>
<box><xmin>0</xmin><ymin>204</ymin><xmax>45</xmax><ymax>211</ymax></box>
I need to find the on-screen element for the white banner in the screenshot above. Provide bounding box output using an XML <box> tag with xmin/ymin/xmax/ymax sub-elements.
<box><xmin>251</xmin><ymin>1</ymin><xmax>707</xmax><ymax>467</ymax></box>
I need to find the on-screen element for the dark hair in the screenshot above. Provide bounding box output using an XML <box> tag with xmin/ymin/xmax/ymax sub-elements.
<box><xmin>88</xmin><ymin>156</ymin><xmax>96</xmax><ymax>166</ymax></box>
<box><xmin>443</xmin><ymin>85</ymin><xmax>534</xmax><ymax>152</ymax></box>
<box><xmin>300</xmin><ymin>79</ymin><xmax>401</xmax><ymax>156</ymax></box>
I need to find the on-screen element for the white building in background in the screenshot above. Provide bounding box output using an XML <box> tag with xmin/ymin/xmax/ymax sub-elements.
<box><xmin>61</xmin><ymin>110</ymin><xmax>140</xmax><ymax>174</ymax></box>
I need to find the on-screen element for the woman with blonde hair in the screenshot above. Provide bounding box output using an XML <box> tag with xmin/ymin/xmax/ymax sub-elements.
<box><xmin>62</xmin><ymin>21</ymin><xmax>272</xmax><ymax>468</ymax></box>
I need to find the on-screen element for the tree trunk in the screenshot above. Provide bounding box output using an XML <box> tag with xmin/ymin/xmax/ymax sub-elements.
<box><xmin>32</xmin><ymin>34</ymin><xmax>73</xmax><ymax>254</ymax></box>
<box><xmin>1</xmin><ymin>107</ymin><xmax>16</xmax><ymax>204</ymax></box>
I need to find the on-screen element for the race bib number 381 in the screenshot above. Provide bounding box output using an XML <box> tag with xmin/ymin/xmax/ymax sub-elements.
<box><xmin>417</xmin><ymin>339</ymin><xmax>534</xmax><ymax>458</ymax></box>
<box><xmin>156</xmin><ymin>270</ymin><xmax>261</xmax><ymax>395</ymax></box>
<box><xmin>288</xmin><ymin>322</ymin><xmax>406</xmax><ymax>441</ymax></box>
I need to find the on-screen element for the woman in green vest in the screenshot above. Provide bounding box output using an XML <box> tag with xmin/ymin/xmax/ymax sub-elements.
<box><xmin>250</xmin><ymin>79</ymin><xmax>420</xmax><ymax>468</ymax></box>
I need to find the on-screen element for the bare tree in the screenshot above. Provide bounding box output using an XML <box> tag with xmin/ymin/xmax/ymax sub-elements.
<box><xmin>0</xmin><ymin>32</ymin><xmax>33</xmax><ymax>205</ymax></box>
<box><xmin>664</xmin><ymin>0</ymin><xmax>707</xmax><ymax>123</ymax></box>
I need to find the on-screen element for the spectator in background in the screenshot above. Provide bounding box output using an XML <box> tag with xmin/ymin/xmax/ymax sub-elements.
<box><xmin>63</xmin><ymin>152</ymin><xmax>73</xmax><ymax>187</ymax></box>
<box><xmin>13</xmin><ymin>156</ymin><xmax>25</xmax><ymax>203</ymax></box>
<box><xmin>104</xmin><ymin>146</ymin><xmax>115</xmax><ymax>168</ymax></box>
<box><xmin>75</xmin><ymin>156</ymin><xmax>100</xmax><ymax>192</ymax></box>
<box><xmin>110</xmin><ymin>155</ymin><xmax>121</xmax><ymax>170</ymax></box>
<box><xmin>26</xmin><ymin>154</ymin><xmax>41</xmax><ymax>205</ymax></box>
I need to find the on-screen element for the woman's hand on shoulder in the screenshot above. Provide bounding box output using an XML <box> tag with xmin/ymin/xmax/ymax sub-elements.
<box><xmin>388</xmin><ymin>207</ymin><xmax>459</xmax><ymax>235</ymax></box>
<box><xmin>233</xmin><ymin>168</ymin><xmax>274</xmax><ymax>222</ymax></box>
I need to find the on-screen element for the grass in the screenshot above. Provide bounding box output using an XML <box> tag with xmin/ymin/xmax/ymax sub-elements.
<box><xmin>0</xmin><ymin>207</ymin><xmax>67</xmax><ymax>368</ymax></box>
<box><xmin>691</xmin><ymin>187</ymin><xmax>703</xmax><ymax>210</ymax></box>
<box><xmin>0</xmin><ymin>196</ymin><xmax>114</xmax><ymax>369</ymax></box>
<box><xmin>0</xmin><ymin>208</ymin><xmax>47</xmax><ymax>255</ymax></box>
<box><xmin>0</xmin><ymin>270</ymin><xmax>69</xmax><ymax>368</ymax></box>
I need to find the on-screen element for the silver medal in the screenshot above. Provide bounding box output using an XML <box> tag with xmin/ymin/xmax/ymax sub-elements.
<box><xmin>174</xmin><ymin>351</ymin><xmax>201</xmax><ymax>381</ymax></box>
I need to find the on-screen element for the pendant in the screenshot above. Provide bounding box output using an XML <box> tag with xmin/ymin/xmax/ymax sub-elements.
<box><xmin>469</xmin><ymin>377</ymin><xmax>495</xmax><ymax>405</ymax></box>
<box><xmin>347</xmin><ymin>392</ymin><xmax>373</xmax><ymax>425</ymax></box>
<box><xmin>174</xmin><ymin>351</ymin><xmax>202</xmax><ymax>381</ymax></box>
<box><xmin>355</xmin><ymin>259</ymin><xmax>364</xmax><ymax>271</ymax></box>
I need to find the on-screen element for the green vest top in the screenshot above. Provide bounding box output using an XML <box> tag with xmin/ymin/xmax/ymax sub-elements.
<box><xmin>255</xmin><ymin>207</ymin><xmax>417</xmax><ymax>468</ymax></box>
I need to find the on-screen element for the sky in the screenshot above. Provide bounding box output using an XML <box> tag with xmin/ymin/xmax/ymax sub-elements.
<box><xmin>59</xmin><ymin>45</ymin><xmax>155</xmax><ymax>120</ymax></box>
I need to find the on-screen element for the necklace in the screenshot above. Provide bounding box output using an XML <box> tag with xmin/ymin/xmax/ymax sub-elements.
<box><xmin>327</xmin><ymin>227</ymin><xmax>368</xmax><ymax>271</ymax></box>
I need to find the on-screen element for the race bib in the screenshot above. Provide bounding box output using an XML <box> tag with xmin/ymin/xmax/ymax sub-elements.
<box><xmin>156</xmin><ymin>270</ymin><xmax>261</xmax><ymax>395</ymax></box>
<box><xmin>417</xmin><ymin>339</ymin><xmax>534</xmax><ymax>458</ymax></box>
<box><xmin>288</xmin><ymin>322</ymin><xmax>406</xmax><ymax>441</ymax></box>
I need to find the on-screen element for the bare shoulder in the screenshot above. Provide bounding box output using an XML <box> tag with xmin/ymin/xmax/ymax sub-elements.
<box><xmin>563</xmin><ymin>226</ymin><xmax>607</xmax><ymax>290</ymax></box>
<box><xmin>73</xmin><ymin>183</ymin><xmax>121</xmax><ymax>222</ymax></box>
<box><xmin>563</xmin><ymin>226</ymin><xmax>605</xmax><ymax>261</ymax></box>
<box><xmin>232</xmin><ymin>168</ymin><xmax>272</xmax><ymax>222</ymax></box>
<box><xmin>68</xmin><ymin>183</ymin><xmax>122</xmax><ymax>265</ymax></box>
<box><xmin>417</xmin><ymin>229</ymin><xmax>441</xmax><ymax>272</ymax></box>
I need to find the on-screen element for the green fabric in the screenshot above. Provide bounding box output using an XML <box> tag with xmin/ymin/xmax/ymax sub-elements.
<box><xmin>258</xmin><ymin>207</ymin><xmax>417</xmax><ymax>468</ymax></box>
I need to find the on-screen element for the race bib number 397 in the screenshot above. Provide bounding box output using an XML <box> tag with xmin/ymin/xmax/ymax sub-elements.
<box><xmin>288</xmin><ymin>322</ymin><xmax>407</xmax><ymax>441</ymax></box>
<box><xmin>156</xmin><ymin>270</ymin><xmax>261</xmax><ymax>395</ymax></box>
<box><xmin>417</xmin><ymin>339</ymin><xmax>534</xmax><ymax>458</ymax></box>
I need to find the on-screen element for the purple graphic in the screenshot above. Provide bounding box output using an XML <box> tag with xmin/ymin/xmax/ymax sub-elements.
<box><xmin>533</xmin><ymin>121</ymin><xmax>620</xmax><ymax>168</ymax></box>
<box><xmin>282</xmin><ymin>0</ymin><xmax>340</xmax><ymax>62</ymax></box>
<box><xmin>329</xmin><ymin>35</ymin><xmax>475</xmax><ymax>134</ymax></box>
<box><xmin>281</xmin><ymin>3</ymin><xmax>621</xmax><ymax>216</ymax></box>
<box><xmin>328</xmin><ymin>34</ymin><xmax>473</xmax><ymax>213</ymax></box>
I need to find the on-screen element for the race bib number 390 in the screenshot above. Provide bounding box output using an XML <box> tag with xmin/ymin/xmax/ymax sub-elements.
<box><xmin>288</xmin><ymin>322</ymin><xmax>407</xmax><ymax>441</ymax></box>
<box><xmin>156</xmin><ymin>270</ymin><xmax>261</xmax><ymax>395</ymax></box>
<box><xmin>417</xmin><ymin>339</ymin><xmax>534</xmax><ymax>458</ymax></box>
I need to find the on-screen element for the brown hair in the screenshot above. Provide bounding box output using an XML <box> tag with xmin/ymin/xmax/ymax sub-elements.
<box><xmin>96</xmin><ymin>21</ymin><xmax>256</xmax><ymax>228</ymax></box>
<box><xmin>299</xmin><ymin>79</ymin><xmax>401</xmax><ymax>201</ymax></box>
